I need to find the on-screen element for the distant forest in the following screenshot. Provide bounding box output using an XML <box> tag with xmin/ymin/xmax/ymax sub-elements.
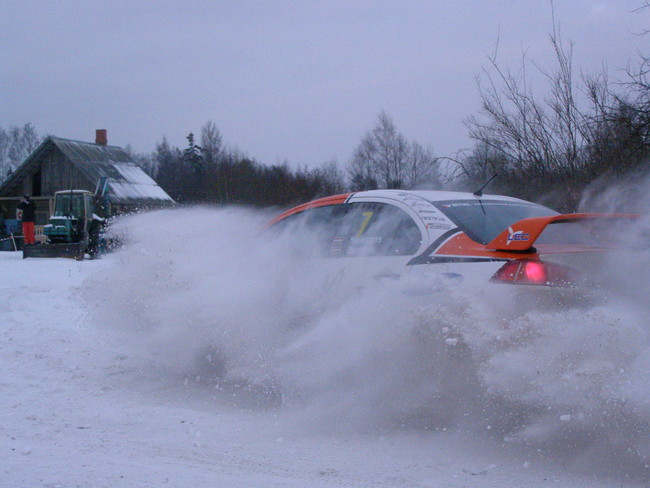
<box><xmin>2</xmin><ymin>17</ymin><xmax>649</xmax><ymax>212</ymax></box>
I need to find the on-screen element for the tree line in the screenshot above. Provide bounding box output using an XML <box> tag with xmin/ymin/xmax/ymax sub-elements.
<box><xmin>142</xmin><ymin>123</ymin><xmax>346</xmax><ymax>208</ymax></box>
<box><xmin>135</xmin><ymin>113</ymin><xmax>441</xmax><ymax>208</ymax></box>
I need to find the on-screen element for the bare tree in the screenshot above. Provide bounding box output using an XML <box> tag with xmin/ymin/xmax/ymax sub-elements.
<box><xmin>349</xmin><ymin>111</ymin><xmax>439</xmax><ymax>190</ymax></box>
<box><xmin>463</xmin><ymin>20</ymin><xmax>618</xmax><ymax>210</ymax></box>
<box><xmin>469</xmin><ymin>35</ymin><xmax>576</xmax><ymax>168</ymax></box>
<box><xmin>622</xmin><ymin>55</ymin><xmax>650</xmax><ymax>148</ymax></box>
<box><xmin>309</xmin><ymin>160</ymin><xmax>346</xmax><ymax>195</ymax></box>
<box><xmin>451</xmin><ymin>142</ymin><xmax>512</xmax><ymax>192</ymax></box>
<box><xmin>406</xmin><ymin>141</ymin><xmax>440</xmax><ymax>189</ymax></box>
<box><xmin>0</xmin><ymin>123</ymin><xmax>41</xmax><ymax>183</ymax></box>
<box><xmin>348</xmin><ymin>154</ymin><xmax>378</xmax><ymax>191</ymax></box>
<box><xmin>200</xmin><ymin>120</ymin><xmax>224</xmax><ymax>167</ymax></box>
<box><xmin>350</xmin><ymin>111</ymin><xmax>408</xmax><ymax>189</ymax></box>
<box><xmin>199</xmin><ymin>121</ymin><xmax>228</xmax><ymax>202</ymax></box>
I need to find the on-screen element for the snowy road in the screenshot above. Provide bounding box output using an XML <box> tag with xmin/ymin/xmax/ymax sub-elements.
<box><xmin>1</xmin><ymin>209</ymin><xmax>649</xmax><ymax>487</ymax></box>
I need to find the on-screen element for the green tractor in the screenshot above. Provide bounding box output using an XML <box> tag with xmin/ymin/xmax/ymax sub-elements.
<box><xmin>24</xmin><ymin>182</ymin><xmax>110</xmax><ymax>259</ymax></box>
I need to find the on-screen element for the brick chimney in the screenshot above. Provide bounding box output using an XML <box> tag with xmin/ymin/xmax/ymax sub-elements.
<box><xmin>95</xmin><ymin>129</ymin><xmax>108</xmax><ymax>145</ymax></box>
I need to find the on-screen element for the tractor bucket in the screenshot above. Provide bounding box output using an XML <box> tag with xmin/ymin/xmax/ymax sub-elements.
<box><xmin>22</xmin><ymin>243</ymin><xmax>86</xmax><ymax>260</ymax></box>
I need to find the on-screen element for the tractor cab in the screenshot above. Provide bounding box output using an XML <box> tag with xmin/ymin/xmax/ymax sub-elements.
<box><xmin>44</xmin><ymin>190</ymin><xmax>95</xmax><ymax>244</ymax></box>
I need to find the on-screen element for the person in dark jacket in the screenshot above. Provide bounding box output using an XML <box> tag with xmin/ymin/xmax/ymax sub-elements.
<box><xmin>17</xmin><ymin>195</ymin><xmax>36</xmax><ymax>245</ymax></box>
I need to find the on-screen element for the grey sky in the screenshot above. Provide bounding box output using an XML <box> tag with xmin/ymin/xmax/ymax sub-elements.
<box><xmin>1</xmin><ymin>1</ymin><xmax>647</xmax><ymax>167</ymax></box>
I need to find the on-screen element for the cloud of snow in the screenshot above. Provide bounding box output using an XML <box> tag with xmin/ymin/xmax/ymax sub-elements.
<box><xmin>579</xmin><ymin>167</ymin><xmax>650</xmax><ymax>215</ymax></box>
<box><xmin>85</xmin><ymin>203</ymin><xmax>650</xmax><ymax>475</ymax></box>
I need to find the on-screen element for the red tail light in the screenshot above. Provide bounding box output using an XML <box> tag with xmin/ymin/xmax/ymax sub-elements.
<box><xmin>491</xmin><ymin>259</ymin><xmax>573</xmax><ymax>286</ymax></box>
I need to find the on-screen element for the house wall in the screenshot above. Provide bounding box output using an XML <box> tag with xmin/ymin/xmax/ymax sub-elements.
<box><xmin>0</xmin><ymin>196</ymin><xmax>53</xmax><ymax>232</ymax></box>
<box><xmin>40</xmin><ymin>148</ymin><xmax>93</xmax><ymax>195</ymax></box>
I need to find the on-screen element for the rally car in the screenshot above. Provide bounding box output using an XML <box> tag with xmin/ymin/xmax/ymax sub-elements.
<box><xmin>268</xmin><ymin>189</ymin><xmax>637</xmax><ymax>290</ymax></box>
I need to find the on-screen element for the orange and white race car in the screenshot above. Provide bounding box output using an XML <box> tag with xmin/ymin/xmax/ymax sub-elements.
<box><xmin>269</xmin><ymin>189</ymin><xmax>638</xmax><ymax>289</ymax></box>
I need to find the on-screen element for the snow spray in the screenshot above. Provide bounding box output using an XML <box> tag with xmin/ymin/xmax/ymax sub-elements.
<box><xmin>85</xmin><ymin>195</ymin><xmax>650</xmax><ymax>476</ymax></box>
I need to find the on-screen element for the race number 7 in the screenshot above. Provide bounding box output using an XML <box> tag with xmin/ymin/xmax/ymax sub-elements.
<box><xmin>356</xmin><ymin>211</ymin><xmax>374</xmax><ymax>237</ymax></box>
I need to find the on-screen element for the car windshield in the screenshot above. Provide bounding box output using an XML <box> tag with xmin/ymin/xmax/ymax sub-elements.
<box><xmin>434</xmin><ymin>199</ymin><xmax>558</xmax><ymax>244</ymax></box>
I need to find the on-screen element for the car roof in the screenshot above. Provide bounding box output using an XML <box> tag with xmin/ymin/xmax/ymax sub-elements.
<box><xmin>268</xmin><ymin>189</ymin><xmax>536</xmax><ymax>227</ymax></box>
<box><xmin>352</xmin><ymin>189</ymin><xmax>530</xmax><ymax>204</ymax></box>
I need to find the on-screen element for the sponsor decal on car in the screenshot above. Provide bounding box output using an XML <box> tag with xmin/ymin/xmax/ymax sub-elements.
<box><xmin>426</xmin><ymin>223</ymin><xmax>453</xmax><ymax>230</ymax></box>
<box><xmin>506</xmin><ymin>226</ymin><xmax>530</xmax><ymax>245</ymax></box>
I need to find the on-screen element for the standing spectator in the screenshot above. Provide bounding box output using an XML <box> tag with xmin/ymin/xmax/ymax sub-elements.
<box><xmin>17</xmin><ymin>195</ymin><xmax>36</xmax><ymax>245</ymax></box>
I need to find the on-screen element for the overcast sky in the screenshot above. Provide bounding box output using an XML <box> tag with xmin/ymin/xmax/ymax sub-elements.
<box><xmin>1</xmin><ymin>1</ymin><xmax>648</xmax><ymax>167</ymax></box>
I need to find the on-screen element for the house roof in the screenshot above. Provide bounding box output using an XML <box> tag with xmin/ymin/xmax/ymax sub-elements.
<box><xmin>0</xmin><ymin>136</ymin><xmax>174</xmax><ymax>206</ymax></box>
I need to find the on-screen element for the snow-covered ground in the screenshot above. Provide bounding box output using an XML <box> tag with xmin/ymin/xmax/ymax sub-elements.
<box><xmin>2</xmin><ymin>207</ymin><xmax>649</xmax><ymax>487</ymax></box>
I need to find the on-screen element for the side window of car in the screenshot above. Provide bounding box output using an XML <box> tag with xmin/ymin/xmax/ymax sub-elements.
<box><xmin>329</xmin><ymin>202</ymin><xmax>422</xmax><ymax>257</ymax></box>
<box><xmin>272</xmin><ymin>202</ymin><xmax>421</xmax><ymax>257</ymax></box>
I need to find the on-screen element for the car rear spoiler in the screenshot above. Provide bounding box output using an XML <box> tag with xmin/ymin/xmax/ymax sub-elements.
<box><xmin>487</xmin><ymin>213</ymin><xmax>640</xmax><ymax>251</ymax></box>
